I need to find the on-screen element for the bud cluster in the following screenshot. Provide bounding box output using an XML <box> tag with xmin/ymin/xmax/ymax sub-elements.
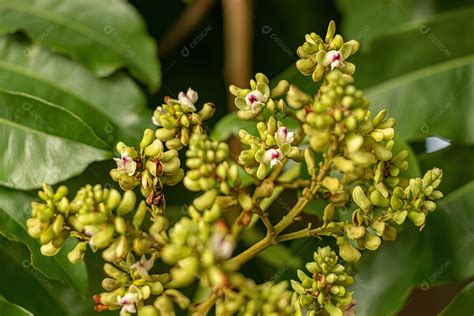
<box><xmin>152</xmin><ymin>88</ymin><xmax>215</xmax><ymax>150</ymax></box>
<box><xmin>161</xmin><ymin>217</ymin><xmax>235</xmax><ymax>291</ymax></box>
<box><xmin>27</xmin><ymin>184</ymin><xmax>156</xmax><ymax>263</ymax></box>
<box><xmin>291</xmin><ymin>246</ymin><xmax>353</xmax><ymax>316</ymax></box>
<box><xmin>216</xmin><ymin>276</ymin><xmax>295</xmax><ymax>315</ymax></box>
<box><xmin>93</xmin><ymin>254</ymin><xmax>190</xmax><ymax>316</ymax></box>
<box><xmin>184</xmin><ymin>134</ymin><xmax>240</xmax><ymax>193</ymax></box>
<box><xmin>296</xmin><ymin>20</ymin><xmax>359</xmax><ymax>81</ymax></box>
<box><xmin>336</xmin><ymin>167</ymin><xmax>443</xmax><ymax>262</ymax></box>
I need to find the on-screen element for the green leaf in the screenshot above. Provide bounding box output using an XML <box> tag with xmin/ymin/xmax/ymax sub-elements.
<box><xmin>0</xmin><ymin>238</ymin><xmax>92</xmax><ymax>316</ymax></box>
<box><xmin>0</xmin><ymin>0</ymin><xmax>160</xmax><ymax>90</ymax></box>
<box><xmin>277</xmin><ymin>8</ymin><xmax>474</xmax><ymax>145</ymax></box>
<box><xmin>0</xmin><ymin>187</ymin><xmax>89</xmax><ymax>296</ymax></box>
<box><xmin>351</xmin><ymin>181</ymin><xmax>474</xmax><ymax>316</ymax></box>
<box><xmin>439</xmin><ymin>281</ymin><xmax>474</xmax><ymax>316</ymax></box>
<box><xmin>0</xmin><ymin>89</ymin><xmax>112</xmax><ymax>189</ymax></box>
<box><xmin>0</xmin><ymin>34</ymin><xmax>150</xmax><ymax>145</ymax></box>
<box><xmin>336</xmin><ymin>0</ymin><xmax>434</xmax><ymax>42</ymax></box>
<box><xmin>0</xmin><ymin>295</ymin><xmax>33</xmax><ymax>316</ymax></box>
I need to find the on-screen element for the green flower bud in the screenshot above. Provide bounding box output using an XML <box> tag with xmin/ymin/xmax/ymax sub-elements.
<box><xmin>193</xmin><ymin>189</ymin><xmax>218</xmax><ymax>211</ymax></box>
<box><xmin>309</xmin><ymin>132</ymin><xmax>330</xmax><ymax>152</ymax></box>
<box><xmin>352</xmin><ymin>186</ymin><xmax>371</xmax><ymax>212</ymax></box>
<box><xmin>116</xmin><ymin>190</ymin><xmax>136</xmax><ymax>216</ymax></box>
<box><xmin>155</xmin><ymin>128</ymin><xmax>177</xmax><ymax>141</ymax></box>
<box><xmin>154</xmin><ymin>295</ymin><xmax>175</xmax><ymax>315</ymax></box>
<box><xmin>106</xmin><ymin>189</ymin><xmax>122</xmax><ymax>210</ymax></box>
<box><xmin>145</xmin><ymin>139</ymin><xmax>164</xmax><ymax>157</ymax></box>
<box><xmin>40</xmin><ymin>241</ymin><xmax>60</xmax><ymax>256</ymax></box>
<box><xmin>67</xmin><ymin>242</ymin><xmax>87</xmax><ymax>264</ymax></box>
<box><xmin>344</xmin><ymin>224</ymin><xmax>365</xmax><ymax>240</ymax></box>
<box><xmin>363</xmin><ymin>233</ymin><xmax>381</xmax><ymax>251</ymax></box>
<box><xmin>132</xmin><ymin>201</ymin><xmax>147</xmax><ymax>228</ymax></box>
<box><xmin>90</xmin><ymin>225</ymin><xmax>115</xmax><ymax>249</ymax></box>
<box><xmin>104</xmin><ymin>263</ymin><xmax>129</xmax><ymax>283</ymax></box>
<box><xmin>370</xmin><ymin>190</ymin><xmax>390</xmax><ymax>208</ymax></box>
<box><xmin>114</xmin><ymin>217</ymin><xmax>127</xmax><ymax>234</ymax></box>
<box><xmin>408</xmin><ymin>211</ymin><xmax>426</xmax><ymax>227</ymax></box>
<box><xmin>140</xmin><ymin>129</ymin><xmax>155</xmax><ymax>149</ymax></box>
<box><xmin>238</xmin><ymin>192</ymin><xmax>253</xmax><ymax>211</ymax></box>
<box><xmin>271</xmin><ymin>80</ymin><xmax>290</xmax><ymax>98</ymax></box>
<box><xmin>338</xmin><ymin>239</ymin><xmax>361</xmax><ymax>262</ymax></box>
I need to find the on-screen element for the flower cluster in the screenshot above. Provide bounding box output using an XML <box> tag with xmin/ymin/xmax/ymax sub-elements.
<box><xmin>239</xmin><ymin>116</ymin><xmax>303</xmax><ymax>179</ymax></box>
<box><xmin>291</xmin><ymin>247</ymin><xmax>354</xmax><ymax>316</ymax></box>
<box><xmin>152</xmin><ymin>87</ymin><xmax>215</xmax><ymax>150</ymax></box>
<box><xmin>26</xmin><ymin>20</ymin><xmax>445</xmax><ymax>316</ymax></box>
<box><xmin>230</xmin><ymin>73</ymin><xmax>291</xmax><ymax>120</ymax></box>
<box><xmin>296</xmin><ymin>20</ymin><xmax>359</xmax><ymax>81</ymax></box>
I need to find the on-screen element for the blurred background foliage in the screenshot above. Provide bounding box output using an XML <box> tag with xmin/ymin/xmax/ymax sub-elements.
<box><xmin>0</xmin><ymin>0</ymin><xmax>472</xmax><ymax>315</ymax></box>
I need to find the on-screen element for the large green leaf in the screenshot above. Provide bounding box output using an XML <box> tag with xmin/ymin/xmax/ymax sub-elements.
<box><xmin>0</xmin><ymin>187</ymin><xmax>89</xmax><ymax>296</ymax></box>
<box><xmin>0</xmin><ymin>295</ymin><xmax>33</xmax><ymax>316</ymax></box>
<box><xmin>0</xmin><ymin>0</ymin><xmax>160</xmax><ymax>90</ymax></box>
<box><xmin>276</xmin><ymin>7</ymin><xmax>474</xmax><ymax>145</ymax></box>
<box><xmin>439</xmin><ymin>281</ymin><xmax>474</xmax><ymax>316</ymax></box>
<box><xmin>0</xmin><ymin>34</ymin><xmax>150</xmax><ymax>145</ymax></box>
<box><xmin>351</xmin><ymin>181</ymin><xmax>474</xmax><ymax>316</ymax></box>
<box><xmin>0</xmin><ymin>89</ymin><xmax>112</xmax><ymax>189</ymax></box>
<box><xmin>0</xmin><ymin>238</ymin><xmax>92</xmax><ymax>316</ymax></box>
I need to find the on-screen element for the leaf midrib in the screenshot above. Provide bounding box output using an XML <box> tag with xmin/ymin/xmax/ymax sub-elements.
<box><xmin>0</xmin><ymin>89</ymin><xmax>111</xmax><ymax>150</ymax></box>
<box><xmin>0</xmin><ymin>60</ymin><xmax>115</xmax><ymax>122</ymax></box>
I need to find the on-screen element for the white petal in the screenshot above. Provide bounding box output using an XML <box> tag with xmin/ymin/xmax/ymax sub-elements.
<box><xmin>186</xmin><ymin>87</ymin><xmax>199</xmax><ymax>103</ymax></box>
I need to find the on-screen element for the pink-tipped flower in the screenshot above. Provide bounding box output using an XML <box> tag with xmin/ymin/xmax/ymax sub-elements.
<box><xmin>245</xmin><ymin>90</ymin><xmax>268</xmax><ymax>110</ymax></box>
<box><xmin>117</xmin><ymin>292</ymin><xmax>138</xmax><ymax>315</ymax></box>
<box><xmin>131</xmin><ymin>255</ymin><xmax>155</xmax><ymax>278</ymax></box>
<box><xmin>323</xmin><ymin>50</ymin><xmax>345</xmax><ymax>70</ymax></box>
<box><xmin>276</xmin><ymin>126</ymin><xmax>295</xmax><ymax>146</ymax></box>
<box><xmin>178</xmin><ymin>87</ymin><xmax>198</xmax><ymax>112</ymax></box>
<box><xmin>263</xmin><ymin>148</ymin><xmax>283</xmax><ymax>168</ymax></box>
<box><xmin>113</xmin><ymin>152</ymin><xmax>137</xmax><ymax>176</ymax></box>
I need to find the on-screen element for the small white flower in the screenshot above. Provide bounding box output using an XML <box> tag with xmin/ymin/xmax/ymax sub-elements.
<box><xmin>263</xmin><ymin>148</ymin><xmax>283</xmax><ymax>168</ymax></box>
<box><xmin>117</xmin><ymin>292</ymin><xmax>138</xmax><ymax>315</ymax></box>
<box><xmin>276</xmin><ymin>126</ymin><xmax>295</xmax><ymax>145</ymax></box>
<box><xmin>130</xmin><ymin>255</ymin><xmax>155</xmax><ymax>278</ymax></box>
<box><xmin>211</xmin><ymin>232</ymin><xmax>235</xmax><ymax>260</ymax></box>
<box><xmin>323</xmin><ymin>50</ymin><xmax>345</xmax><ymax>70</ymax></box>
<box><xmin>113</xmin><ymin>151</ymin><xmax>137</xmax><ymax>176</ymax></box>
<box><xmin>178</xmin><ymin>87</ymin><xmax>198</xmax><ymax>112</ymax></box>
<box><xmin>245</xmin><ymin>90</ymin><xmax>268</xmax><ymax>110</ymax></box>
